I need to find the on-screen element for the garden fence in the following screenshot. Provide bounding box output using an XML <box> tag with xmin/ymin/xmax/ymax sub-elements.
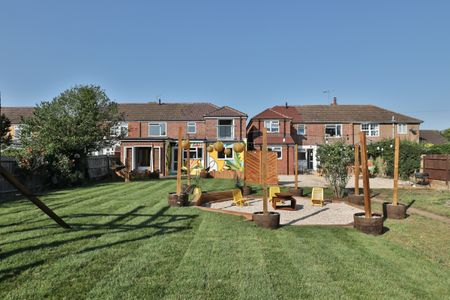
<box><xmin>422</xmin><ymin>154</ymin><xmax>450</xmax><ymax>184</ymax></box>
<box><xmin>0</xmin><ymin>155</ymin><xmax>114</xmax><ymax>201</ymax></box>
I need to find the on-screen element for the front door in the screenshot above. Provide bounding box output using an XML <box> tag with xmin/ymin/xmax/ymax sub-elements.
<box><xmin>307</xmin><ymin>149</ymin><xmax>314</xmax><ymax>170</ymax></box>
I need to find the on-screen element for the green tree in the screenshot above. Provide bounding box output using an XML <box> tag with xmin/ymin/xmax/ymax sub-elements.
<box><xmin>0</xmin><ymin>113</ymin><xmax>12</xmax><ymax>151</ymax></box>
<box><xmin>316</xmin><ymin>141</ymin><xmax>354</xmax><ymax>198</ymax></box>
<box><xmin>19</xmin><ymin>85</ymin><xmax>122</xmax><ymax>185</ymax></box>
<box><xmin>441</xmin><ymin>128</ymin><xmax>450</xmax><ymax>142</ymax></box>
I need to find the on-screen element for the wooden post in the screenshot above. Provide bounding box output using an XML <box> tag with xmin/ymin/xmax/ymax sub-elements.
<box><xmin>294</xmin><ymin>144</ymin><xmax>298</xmax><ymax>190</ymax></box>
<box><xmin>359</xmin><ymin>132</ymin><xmax>372</xmax><ymax>218</ymax></box>
<box><xmin>393</xmin><ymin>136</ymin><xmax>400</xmax><ymax>205</ymax></box>
<box><xmin>354</xmin><ymin>144</ymin><xmax>360</xmax><ymax>196</ymax></box>
<box><xmin>243</xmin><ymin>149</ymin><xmax>247</xmax><ymax>189</ymax></box>
<box><xmin>446</xmin><ymin>155</ymin><xmax>449</xmax><ymax>187</ymax></box>
<box><xmin>262</xmin><ymin>127</ymin><xmax>268</xmax><ymax>215</ymax></box>
<box><xmin>186</xmin><ymin>137</ymin><xmax>191</xmax><ymax>186</ymax></box>
<box><xmin>0</xmin><ymin>165</ymin><xmax>71</xmax><ymax>229</ymax></box>
<box><xmin>176</xmin><ymin>127</ymin><xmax>182</xmax><ymax>196</ymax></box>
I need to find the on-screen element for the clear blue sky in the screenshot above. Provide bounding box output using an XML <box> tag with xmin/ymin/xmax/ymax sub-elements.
<box><xmin>1</xmin><ymin>0</ymin><xmax>449</xmax><ymax>129</ymax></box>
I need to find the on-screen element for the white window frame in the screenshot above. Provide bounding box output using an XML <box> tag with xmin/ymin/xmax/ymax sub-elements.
<box><xmin>296</xmin><ymin>124</ymin><xmax>306</xmax><ymax>135</ymax></box>
<box><xmin>217</xmin><ymin>119</ymin><xmax>234</xmax><ymax>140</ymax></box>
<box><xmin>148</xmin><ymin>122</ymin><xmax>167</xmax><ymax>137</ymax></box>
<box><xmin>397</xmin><ymin>123</ymin><xmax>407</xmax><ymax>134</ymax></box>
<box><xmin>361</xmin><ymin>123</ymin><xmax>379</xmax><ymax>137</ymax></box>
<box><xmin>12</xmin><ymin>124</ymin><xmax>23</xmax><ymax>141</ymax></box>
<box><xmin>325</xmin><ymin>124</ymin><xmax>342</xmax><ymax>137</ymax></box>
<box><xmin>110</xmin><ymin>122</ymin><xmax>128</xmax><ymax>137</ymax></box>
<box><xmin>217</xmin><ymin>146</ymin><xmax>234</xmax><ymax>160</ymax></box>
<box><xmin>187</xmin><ymin>121</ymin><xmax>196</xmax><ymax>134</ymax></box>
<box><xmin>268</xmin><ymin>145</ymin><xmax>283</xmax><ymax>160</ymax></box>
<box><xmin>264</xmin><ymin>120</ymin><xmax>280</xmax><ymax>133</ymax></box>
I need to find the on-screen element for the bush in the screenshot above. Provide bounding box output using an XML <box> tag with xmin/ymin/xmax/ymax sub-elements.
<box><xmin>316</xmin><ymin>141</ymin><xmax>354</xmax><ymax>198</ymax></box>
<box><xmin>426</xmin><ymin>143</ymin><xmax>450</xmax><ymax>154</ymax></box>
<box><xmin>367</xmin><ymin>139</ymin><xmax>425</xmax><ymax>179</ymax></box>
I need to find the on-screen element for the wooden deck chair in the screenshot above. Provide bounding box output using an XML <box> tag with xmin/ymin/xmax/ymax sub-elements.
<box><xmin>268</xmin><ymin>186</ymin><xmax>284</xmax><ymax>204</ymax></box>
<box><xmin>232</xmin><ymin>189</ymin><xmax>249</xmax><ymax>206</ymax></box>
<box><xmin>311</xmin><ymin>187</ymin><xmax>324</xmax><ymax>206</ymax></box>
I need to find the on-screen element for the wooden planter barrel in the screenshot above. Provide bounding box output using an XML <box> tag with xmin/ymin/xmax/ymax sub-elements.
<box><xmin>252</xmin><ymin>212</ymin><xmax>280</xmax><ymax>229</ymax></box>
<box><xmin>353</xmin><ymin>212</ymin><xmax>383</xmax><ymax>235</ymax></box>
<box><xmin>347</xmin><ymin>194</ymin><xmax>364</xmax><ymax>205</ymax></box>
<box><xmin>383</xmin><ymin>202</ymin><xmax>407</xmax><ymax>219</ymax></box>
<box><xmin>168</xmin><ymin>193</ymin><xmax>190</xmax><ymax>207</ymax></box>
<box><xmin>289</xmin><ymin>187</ymin><xmax>303</xmax><ymax>197</ymax></box>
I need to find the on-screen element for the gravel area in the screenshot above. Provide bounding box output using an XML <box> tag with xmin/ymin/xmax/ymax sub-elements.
<box><xmin>278</xmin><ymin>174</ymin><xmax>412</xmax><ymax>189</ymax></box>
<box><xmin>208</xmin><ymin>197</ymin><xmax>363</xmax><ymax>226</ymax></box>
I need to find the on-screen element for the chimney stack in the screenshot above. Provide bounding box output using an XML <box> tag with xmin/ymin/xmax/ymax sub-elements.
<box><xmin>332</xmin><ymin>97</ymin><xmax>337</xmax><ymax>106</ymax></box>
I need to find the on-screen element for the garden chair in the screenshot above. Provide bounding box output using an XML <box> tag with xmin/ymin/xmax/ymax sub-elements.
<box><xmin>269</xmin><ymin>186</ymin><xmax>284</xmax><ymax>204</ymax></box>
<box><xmin>311</xmin><ymin>187</ymin><xmax>324</xmax><ymax>206</ymax></box>
<box><xmin>232</xmin><ymin>189</ymin><xmax>250</xmax><ymax>206</ymax></box>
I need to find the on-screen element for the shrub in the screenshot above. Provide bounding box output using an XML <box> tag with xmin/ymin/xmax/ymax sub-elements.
<box><xmin>367</xmin><ymin>139</ymin><xmax>425</xmax><ymax>179</ymax></box>
<box><xmin>316</xmin><ymin>141</ymin><xmax>354</xmax><ymax>198</ymax></box>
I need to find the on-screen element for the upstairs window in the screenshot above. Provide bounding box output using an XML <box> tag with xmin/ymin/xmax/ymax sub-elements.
<box><xmin>264</xmin><ymin>120</ymin><xmax>279</xmax><ymax>133</ymax></box>
<box><xmin>325</xmin><ymin>124</ymin><xmax>342</xmax><ymax>137</ymax></box>
<box><xmin>296</xmin><ymin>124</ymin><xmax>306</xmax><ymax>135</ymax></box>
<box><xmin>149</xmin><ymin>122</ymin><xmax>166</xmax><ymax>136</ymax></box>
<box><xmin>361</xmin><ymin>123</ymin><xmax>379</xmax><ymax>137</ymax></box>
<box><xmin>110</xmin><ymin>122</ymin><xmax>128</xmax><ymax>137</ymax></box>
<box><xmin>217</xmin><ymin>119</ymin><xmax>234</xmax><ymax>140</ymax></box>
<box><xmin>397</xmin><ymin>123</ymin><xmax>407</xmax><ymax>134</ymax></box>
<box><xmin>187</xmin><ymin>122</ymin><xmax>196</xmax><ymax>134</ymax></box>
<box><xmin>13</xmin><ymin>125</ymin><xmax>23</xmax><ymax>141</ymax></box>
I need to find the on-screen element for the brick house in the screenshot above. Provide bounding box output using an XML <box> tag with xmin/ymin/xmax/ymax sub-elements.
<box><xmin>118</xmin><ymin>102</ymin><xmax>247</xmax><ymax>176</ymax></box>
<box><xmin>247</xmin><ymin>98</ymin><xmax>423</xmax><ymax>175</ymax></box>
<box><xmin>1</xmin><ymin>107</ymin><xmax>34</xmax><ymax>147</ymax></box>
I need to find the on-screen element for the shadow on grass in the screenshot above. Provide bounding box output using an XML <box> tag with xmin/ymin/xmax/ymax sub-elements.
<box><xmin>0</xmin><ymin>205</ymin><xmax>198</xmax><ymax>282</ymax></box>
<box><xmin>284</xmin><ymin>207</ymin><xmax>329</xmax><ymax>225</ymax></box>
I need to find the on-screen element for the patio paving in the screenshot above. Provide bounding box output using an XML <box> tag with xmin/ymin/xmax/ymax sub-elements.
<box><xmin>207</xmin><ymin>197</ymin><xmax>363</xmax><ymax>226</ymax></box>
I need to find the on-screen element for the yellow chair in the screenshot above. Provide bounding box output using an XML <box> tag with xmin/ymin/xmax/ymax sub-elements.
<box><xmin>232</xmin><ymin>189</ymin><xmax>249</xmax><ymax>206</ymax></box>
<box><xmin>269</xmin><ymin>186</ymin><xmax>281</xmax><ymax>201</ymax></box>
<box><xmin>269</xmin><ymin>186</ymin><xmax>285</xmax><ymax>205</ymax></box>
<box><xmin>311</xmin><ymin>187</ymin><xmax>324</xmax><ymax>206</ymax></box>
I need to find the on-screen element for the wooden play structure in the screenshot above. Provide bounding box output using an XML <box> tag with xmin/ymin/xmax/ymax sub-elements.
<box><xmin>0</xmin><ymin>165</ymin><xmax>71</xmax><ymax>229</ymax></box>
<box><xmin>167</xmin><ymin>127</ymin><xmax>189</xmax><ymax>206</ymax></box>
<box><xmin>244</xmin><ymin>150</ymin><xmax>278</xmax><ymax>185</ymax></box>
<box><xmin>252</xmin><ymin>127</ymin><xmax>280</xmax><ymax>229</ymax></box>
<box><xmin>353</xmin><ymin>132</ymin><xmax>384</xmax><ymax>235</ymax></box>
<box><xmin>289</xmin><ymin>144</ymin><xmax>303</xmax><ymax>196</ymax></box>
<box><xmin>348</xmin><ymin>144</ymin><xmax>364</xmax><ymax>205</ymax></box>
<box><xmin>385</xmin><ymin>136</ymin><xmax>407</xmax><ymax>219</ymax></box>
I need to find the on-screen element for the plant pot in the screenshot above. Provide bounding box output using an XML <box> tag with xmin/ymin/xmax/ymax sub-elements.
<box><xmin>289</xmin><ymin>187</ymin><xmax>303</xmax><ymax>197</ymax></box>
<box><xmin>241</xmin><ymin>186</ymin><xmax>252</xmax><ymax>196</ymax></box>
<box><xmin>383</xmin><ymin>202</ymin><xmax>407</xmax><ymax>219</ymax></box>
<box><xmin>353</xmin><ymin>212</ymin><xmax>384</xmax><ymax>235</ymax></box>
<box><xmin>168</xmin><ymin>193</ymin><xmax>190</xmax><ymax>207</ymax></box>
<box><xmin>347</xmin><ymin>194</ymin><xmax>365</xmax><ymax>205</ymax></box>
<box><xmin>252</xmin><ymin>212</ymin><xmax>280</xmax><ymax>229</ymax></box>
<box><xmin>200</xmin><ymin>170</ymin><xmax>209</xmax><ymax>178</ymax></box>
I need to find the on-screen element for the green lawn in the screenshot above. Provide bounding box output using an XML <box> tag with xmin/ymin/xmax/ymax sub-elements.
<box><xmin>1</xmin><ymin>179</ymin><xmax>449</xmax><ymax>299</ymax></box>
<box><xmin>373</xmin><ymin>188</ymin><xmax>450</xmax><ymax>217</ymax></box>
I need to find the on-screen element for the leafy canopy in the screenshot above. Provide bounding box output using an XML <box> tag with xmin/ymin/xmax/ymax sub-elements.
<box><xmin>0</xmin><ymin>113</ymin><xmax>12</xmax><ymax>149</ymax></box>
<box><xmin>316</xmin><ymin>141</ymin><xmax>354</xmax><ymax>198</ymax></box>
<box><xmin>19</xmin><ymin>85</ymin><xmax>122</xmax><ymax>184</ymax></box>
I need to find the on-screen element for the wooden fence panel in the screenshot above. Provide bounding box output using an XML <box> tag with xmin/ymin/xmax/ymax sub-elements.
<box><xmin>244</xmin><ymin>150</ymin><xmax>278</xmax><ymax>185</ymax></box>
<box><xmin>423</xmin><ymin>154</ymin><xmax>450</xmax><ymax>183</ymax></box>
<box><xmin>87</xmin><ymin>155</ymin><xmax>111</xmax><ymax>179</ymax></box>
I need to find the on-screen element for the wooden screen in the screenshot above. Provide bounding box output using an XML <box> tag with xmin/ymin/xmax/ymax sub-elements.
<box><xmin>244</xmin><ymin>150</ymin><xmax>278</xmax><ymax>185</ymax></box>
